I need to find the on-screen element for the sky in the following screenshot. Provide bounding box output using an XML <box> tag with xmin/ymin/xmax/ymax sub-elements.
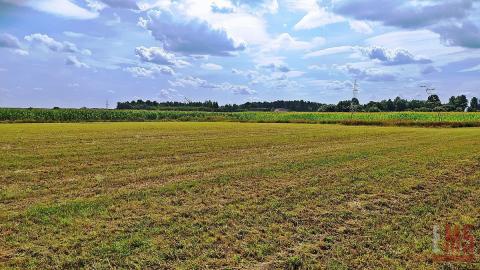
<box><xmin>0</xmin><ymin>0</ymin><xmax>479</xmax><ymax>108</ymax></box>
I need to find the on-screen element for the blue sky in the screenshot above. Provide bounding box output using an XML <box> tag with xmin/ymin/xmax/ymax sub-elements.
<box><xmin>0</xmin><ymin>0</ymin><xmax>479</xmax><ymax>108</ymax></box>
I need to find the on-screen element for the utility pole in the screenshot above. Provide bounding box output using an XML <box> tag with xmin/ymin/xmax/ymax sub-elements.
<box><xmin>352</xmin><ymin>80</ymin><xmax>359</xmax><ymax>100</ymax></box>
<box><xmin>351</xmin><ymin>80</ymin><xmax>359</xmax><ymax>118</ymax></box>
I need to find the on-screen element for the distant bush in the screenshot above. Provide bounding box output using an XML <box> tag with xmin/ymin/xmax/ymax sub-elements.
<box><xmin>366</xmin><ymin>106</ymin><xmax>381</xmax><ymax>112</ymax></box>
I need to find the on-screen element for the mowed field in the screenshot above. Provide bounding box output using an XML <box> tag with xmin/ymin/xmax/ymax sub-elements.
<box><xmin>1</xmin><ymin>122</ymin><xmax>480</xmax><ymax>269</ymax></box>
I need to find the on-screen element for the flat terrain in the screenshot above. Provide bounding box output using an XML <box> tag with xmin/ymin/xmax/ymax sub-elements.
<box><xmin>1</xmin><ymin>122</ymin><xmax>479</xmax><ymax>269</ymax></box>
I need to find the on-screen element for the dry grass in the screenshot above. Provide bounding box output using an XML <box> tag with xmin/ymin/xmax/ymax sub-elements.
<box><xmin>1</xmin><ymin>122</ymin><xmax>479</xmax><ymax>269</ymax></box>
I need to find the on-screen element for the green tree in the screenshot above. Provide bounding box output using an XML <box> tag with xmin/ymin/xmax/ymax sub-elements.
<box><xmin>393</xmin><ymin>97</ymin><xmax>407</xmax><ymax>111</ymax></box>
<box><xmin>449</xmin><ymin>95</ymin><xmax>469</xmax><ymax>111</ymax></box>
<box><xmin>318</xmin><ymin>104</ymin><xmax>337</xmax><ymax>112</ymax></box>
<box><xmin>336</xmin><ymin>100</ymin><xmax>352</xmax><ymax>112</ymax></box>
<box><xmin>386</xmin><ymin>99</ymin><xmax>395</xmax><ymax>111</ymax></box>
<box><xmin>457</xmin><ymin>95</ymin><xmax>469</xmax><ymax>111</ymax></box>
<box><xmin>427</xmin><ymin>95</ymin><xmax>442</xmax><ymax>108</ymax></box>
<box><xmin>448</xmin><ymin>96</ymin><xmax>456</xmax><ymax>105</ymax></box>
<box><xmin>470</xmin><ymin>97</ymin><xmax>478</xmax><ymax>111</ymax></box>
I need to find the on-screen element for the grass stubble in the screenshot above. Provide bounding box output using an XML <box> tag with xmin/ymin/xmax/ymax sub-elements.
<box><xmin>0</xmin><ymin>122</ymin><xmax>479</xmax><ymax>269</ymax></box>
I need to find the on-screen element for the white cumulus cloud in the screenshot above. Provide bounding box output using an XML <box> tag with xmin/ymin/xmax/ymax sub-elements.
<box><xmin>2</xmin><ymin>0</ymin><xmax>98</xmax><ymax>19</ymax></box>
<box><xmin>0</xmin><ymin>33</ymin><xmax>21</xmax><ymax>49</ymax></box>
<box><xmin>66</xmin><ymin>56</ymin><xmax>89</xmax><ymax>68</ymax></box>
<box><xmin>201</xmin><ymin>63</ymin><xmax>223</xmax><ymax>70</ymax></box>
<box><xmin>170</xmin><ymin>76</ymin><xmax>256</xmax><ymax>95</ymax></box>
<box><xmin>294</xmin><ymin>6</ymin><xmax>345</xmax><ymax>30</ymax></box>
<box><xmin>338</xmin><ymin>64</ymin><xmax>396</xmax><ymax>81</ymax></box>
<box><xmin>139</xmin><ymin>9</ymin><xmax>246</xmax><ymax>56</ymax></box>
<box><xmin>25</xmin><ymin>33</ymin><xmax>86</xmax><ymax>54</ymax></box>
<box><xmin>361</xmin><ymin>46</ymin><xmax>432</xmax><ymax>65</ymax></box>
<box><xmin>124</xmin><ymin>65</ymin><xmax>175</xmax><ymax>78</ymax></box>
<box><xmin>135</xmin><ymin>46</ymin><xmax>189</xmax><ymax>67</ymax></box>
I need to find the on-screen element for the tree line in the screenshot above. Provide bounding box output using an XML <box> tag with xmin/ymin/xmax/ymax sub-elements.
<box><xmin>117</xmin><ymin>95</ymin><xmax>479</xmax><ymax>112</ymax></box>
<box><xmin>117</xmin><ymin>100</ymin><xmax>220</xmax><ymax>111</ymax></box>
<box><xmin>326</xmin><ymin>95</ymin><xmax>477</xmax><ymax>112</ymax></box>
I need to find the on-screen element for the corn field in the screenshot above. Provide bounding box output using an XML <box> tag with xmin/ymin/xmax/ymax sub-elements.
<box><xmin>1</xmin><ymin>108</ymin><xmax>480</xmax><ymax>127</ymax></box>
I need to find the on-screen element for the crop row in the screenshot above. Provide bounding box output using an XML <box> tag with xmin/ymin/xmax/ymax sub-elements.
<box><xmin>1</xmin><ymin>108</ymin><xmax>480</xmax><ymax>127</ymax></box>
